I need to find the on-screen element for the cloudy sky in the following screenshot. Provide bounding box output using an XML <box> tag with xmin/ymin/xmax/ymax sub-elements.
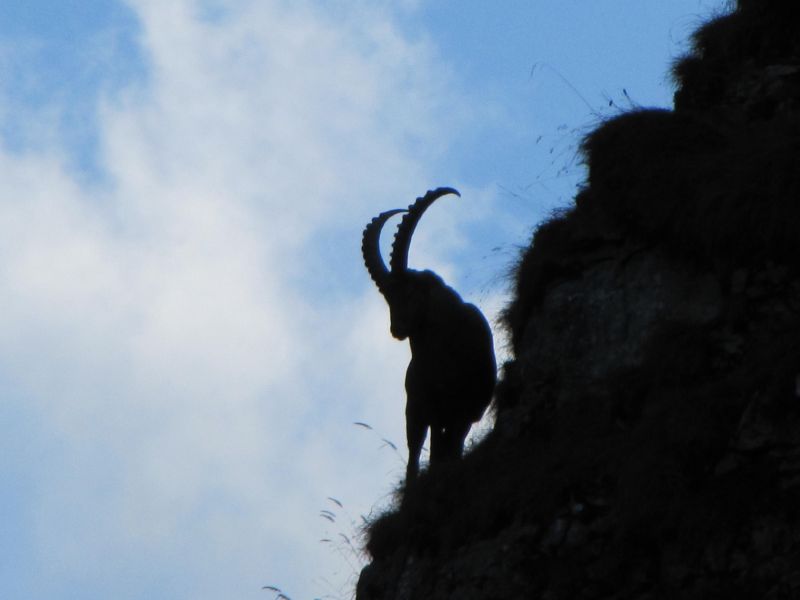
<box><xmin>0</xmin><ymin>1</ymin><xmax>724</xmax><ymax>598</ymax></box>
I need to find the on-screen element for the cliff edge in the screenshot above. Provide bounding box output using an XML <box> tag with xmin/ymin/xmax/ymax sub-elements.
<box><xmin>358</xmin><ymin>2</ymin><xmax>800</xmax><ymax>597</ymax></box>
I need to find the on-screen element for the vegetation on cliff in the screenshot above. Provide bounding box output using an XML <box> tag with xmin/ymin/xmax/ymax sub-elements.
<box><xmin>358</xmin><ymin>2</ymin><xmax>800</xmax><ymax>597</ymax></box>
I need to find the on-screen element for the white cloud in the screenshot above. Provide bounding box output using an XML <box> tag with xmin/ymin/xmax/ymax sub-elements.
<box><xmin>0</xmin><ymin>2</ymin><xmax>496</xmax><ymax>599</ymax></box>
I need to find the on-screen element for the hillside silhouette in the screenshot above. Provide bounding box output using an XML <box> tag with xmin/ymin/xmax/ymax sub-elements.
<box><xmin>358</xmin><ymin>2</ymin><xmax>800</xmax><ymax>598</ymax></box>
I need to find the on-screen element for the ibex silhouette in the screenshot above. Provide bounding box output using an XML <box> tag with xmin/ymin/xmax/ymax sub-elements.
<box><xmin>362</xmin><ymin>188</ymin><xmax>496</xmax><ymax>480</ymax></box>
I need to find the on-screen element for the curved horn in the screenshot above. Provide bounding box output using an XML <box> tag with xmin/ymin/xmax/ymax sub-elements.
<box><xmin>362</xmin><ymin>209</ymin><xmax>407</xmax><ymax>296</ymax></box>
<box><xmin>389</xmin><ymin>187</ymin><xmax>460</xmax><ymax>273</ymax></box>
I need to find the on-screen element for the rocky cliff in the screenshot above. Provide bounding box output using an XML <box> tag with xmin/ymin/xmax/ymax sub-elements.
<box><xmin>357</xmin><ymin>2</ymin><xmax>800</xmax><ymax>598</ymax></box>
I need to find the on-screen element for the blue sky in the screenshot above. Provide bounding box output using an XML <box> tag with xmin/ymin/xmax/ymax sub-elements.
<box><xmin>0</xmin><ymin>1</ymin><xmax>724</xmax><ymax>599</ymax></box>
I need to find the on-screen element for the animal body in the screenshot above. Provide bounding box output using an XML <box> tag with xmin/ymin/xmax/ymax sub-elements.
<box><xmin>361</xmin><ymin>188</ymin><xmax>496</xmax><ymax>480</ymax></box>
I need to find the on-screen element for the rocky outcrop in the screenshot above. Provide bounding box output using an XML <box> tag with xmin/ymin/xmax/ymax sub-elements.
<box><xmin>357</xmin><ymin>2</ymin><xmax>800</xmax><ymax>598</ymax></box>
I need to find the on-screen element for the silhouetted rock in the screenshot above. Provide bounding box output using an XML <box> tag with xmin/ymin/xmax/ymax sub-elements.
<box><xmin>357</xmin><ymin>2</ymin><xmax>800</xmax><ymax>597</ymax></box>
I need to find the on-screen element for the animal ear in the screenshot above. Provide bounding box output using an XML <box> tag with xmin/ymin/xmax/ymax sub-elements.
<box><xmin>390</xmin><ymin>187</ymin><xmax>460</xmax><ymax>273</ymax></box>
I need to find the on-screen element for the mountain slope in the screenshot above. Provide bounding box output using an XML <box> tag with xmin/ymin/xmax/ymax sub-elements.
<box><xmin>357</xmin><ymin>3</ymin><xmax>800</xmax><ymax>597</ymax></box>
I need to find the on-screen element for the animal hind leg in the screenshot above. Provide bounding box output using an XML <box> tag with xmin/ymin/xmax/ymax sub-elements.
<box><xmin>430</xmin><ymin>420</ymin><xmax>471</xmax><ymax>466</ymax></box>
<box><xmin>405</xmin><ymin>406</ymin><xmax>427</xmax><ymax>480</ymax></box>
<box><xmin>429</xmin><ymin>425</ymin><xmax>447</xmax><ymax>466</ymax></box>
<box><xmin>444</xmin><ymin>420</ymin><xmax>473</xmax><ymax>460</ymax></box>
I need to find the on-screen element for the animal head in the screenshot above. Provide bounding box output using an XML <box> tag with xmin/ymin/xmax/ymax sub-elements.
<box><xmin>361</xmin><ymin>187</ymin><xmax>461</xmax><ymax>340</ymax></box>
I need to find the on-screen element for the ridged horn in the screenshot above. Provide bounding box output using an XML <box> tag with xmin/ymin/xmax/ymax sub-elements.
<box><xmin>389</xmin><ymin>187</ymin><xmax>460</xmax><ymax>273</ymax></box>
<box><xmin>362</xmin><ymin>209</ymin><xmax>407</xmax><ymax>296</ymax></box>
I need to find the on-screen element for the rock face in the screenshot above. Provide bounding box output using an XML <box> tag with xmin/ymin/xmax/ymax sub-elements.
<box><xmin>357</xmin><ymin>2</ymin><xmax>800</xmax><ymax>598</ymax></box>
